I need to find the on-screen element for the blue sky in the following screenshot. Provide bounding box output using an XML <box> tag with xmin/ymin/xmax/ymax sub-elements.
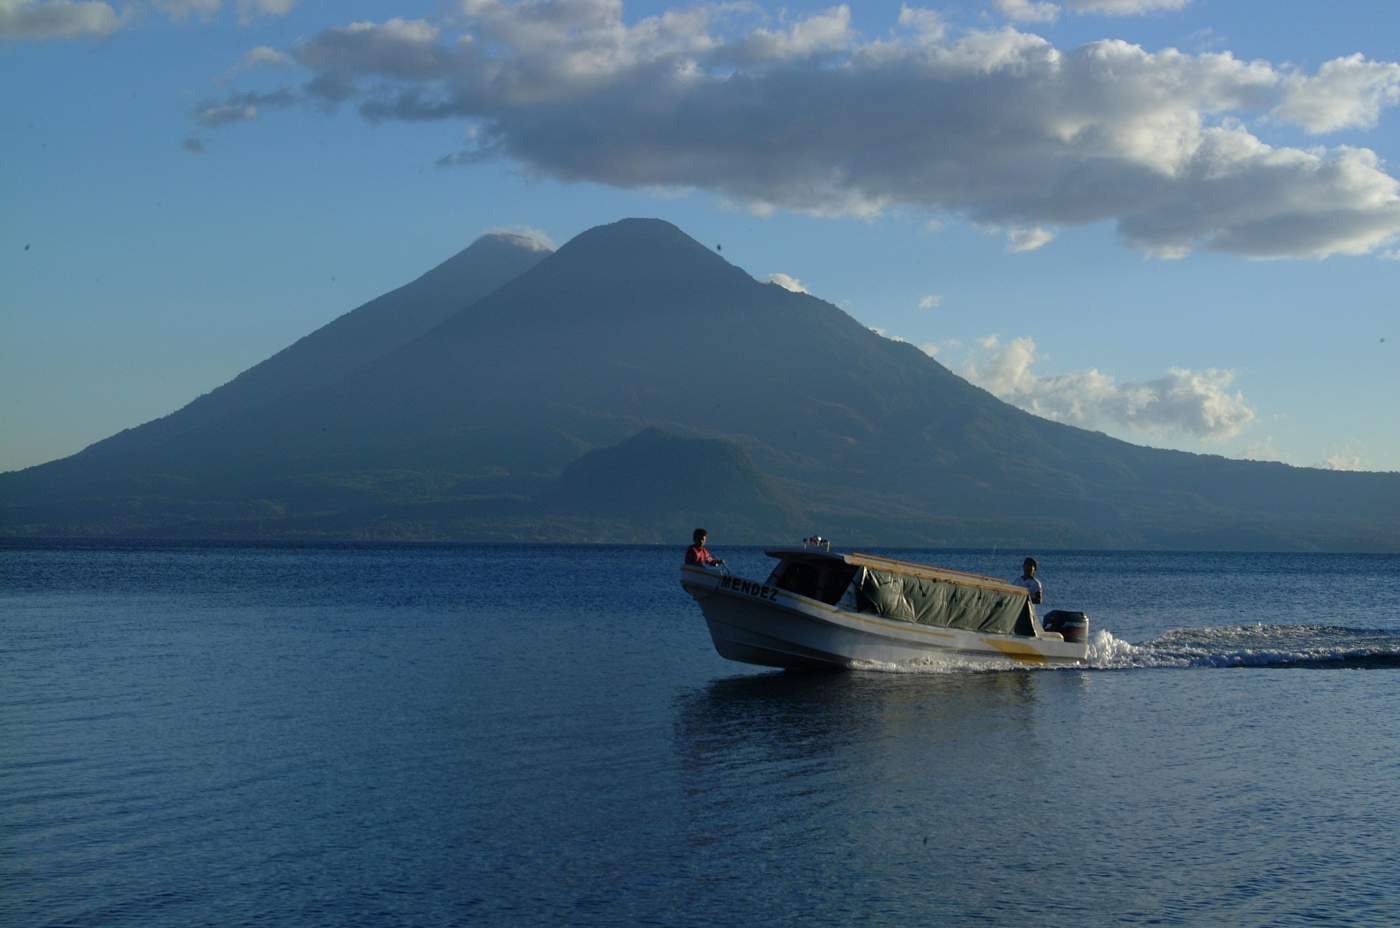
<box><xmin>2</xmin><ymin>0</ymin><xmax>1397</xmax><ymax>474</ymax></box>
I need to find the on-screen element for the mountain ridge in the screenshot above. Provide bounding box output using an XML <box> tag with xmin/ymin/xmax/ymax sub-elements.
<box><xmin>46</xmin><ymin>231</ymin><xmax>552</xmax><ymax>471</ymax></box>
<box><xmin>2</xmin><ymin>218</ymin><xmax>1397</xmax><ymax>550</ymax></box>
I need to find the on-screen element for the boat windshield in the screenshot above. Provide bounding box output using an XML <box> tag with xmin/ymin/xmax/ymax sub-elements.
<box><xmin>766</xmin><ymin>556</ymin><xmax>857</xmax><ymax>605</ymax></box>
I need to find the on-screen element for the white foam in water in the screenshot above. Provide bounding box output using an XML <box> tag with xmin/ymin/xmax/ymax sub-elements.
<box><xmin>851</xmin><ymin>628</ymin><xmax>1151</xmax><ymax>673</ymax></box>
<box><xmin>1084</xmin><ymin>628</ymin><xmax>1152</xmax><ymax>669</ymax></box>
<box><xmin>851</xmin><ymin>652</ymin><xmax>1016</xmax><ymax>674</ymax></box>
<box><xmin>1094</xmin><ymin>624</ymin><xmax>1400</xmax><ymax>670</ymax></box>
<box><xmin>853</xmin><ymin>625</ymin><xmax>1400</xmax><ymax>674</ymax></box>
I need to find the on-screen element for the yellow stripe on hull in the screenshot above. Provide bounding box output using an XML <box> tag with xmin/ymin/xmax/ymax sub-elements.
<box><xmin>984</xmin><ymin>637</ymin><xmax>1051</xmax><ymax>664</ymax></box>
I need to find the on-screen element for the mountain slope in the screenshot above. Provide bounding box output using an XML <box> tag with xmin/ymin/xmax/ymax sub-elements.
<box><xmin>544</xmin><ymin>427</ymin><xmax>805</xmax><ymax>539</ymax></box>
<box><xmin>63</xmin><ymin>231</ymin><xmax>552</xmax><ymax>465</ymax></box>
<box><xmin>2</xmin><ymin>219</ymin><xmax>1397</xmax><ymax>549</ymax></box>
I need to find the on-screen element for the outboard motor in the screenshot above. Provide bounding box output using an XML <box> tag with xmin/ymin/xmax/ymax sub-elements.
<box><xmin>1042</xmin><ymin>610</ymin><xmax>1089</xmax><ymax>644</ymax></box>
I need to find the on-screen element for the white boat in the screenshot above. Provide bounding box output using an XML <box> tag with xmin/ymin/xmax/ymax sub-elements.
<box><xmin>680</xmin><ymin>541</ymin><xmax>1088</xmax><ymax>669</ymax></box>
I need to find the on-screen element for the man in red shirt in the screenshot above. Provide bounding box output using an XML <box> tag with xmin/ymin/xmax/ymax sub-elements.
<box><xmin>685</xmin><ymin>528</ymin><xmax>725</xmax><ymax>567</ymax></box>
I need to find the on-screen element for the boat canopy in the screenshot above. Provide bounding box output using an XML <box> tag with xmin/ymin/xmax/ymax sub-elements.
<box><xmin>765</xmin><ymin>549</ymin><xmax>1031</xmax><ymax>635</ymax></box>
<box><xmin>763</xmin><ymin>549</ymin><xmax>859</xmax><ymax>605</ymax></box>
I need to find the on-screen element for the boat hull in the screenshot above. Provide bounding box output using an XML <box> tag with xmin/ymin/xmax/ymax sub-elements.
<box><xmin>681</xmin><ymin>565</ymin><xmax>1087</xmax><ymax>669</ymax></box>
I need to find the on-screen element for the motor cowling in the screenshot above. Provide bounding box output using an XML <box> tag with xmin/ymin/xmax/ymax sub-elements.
<box><xmin>1042</xmin><ymin>610</ymin><xmax>1089</xmax><ymax>644</ymax></box>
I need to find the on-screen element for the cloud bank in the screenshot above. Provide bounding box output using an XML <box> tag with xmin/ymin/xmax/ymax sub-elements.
<box><xmin>191</xmin><ymin>1</ymin><xmax>1400</xmax><ymax>260</ymax></box>
<box><xmin>994</xmin><ymin>0</ymin><xmax>1190</xmax><ymax>25</ymax></box>
<box><xmin>0</xmin><ymin>0</ymin><xmax>296</xmax><ymax>39</ymax></box>
<box><xmin>1321</xmin><ymin>451</ymin><xmax>1365</xmax><ymax>471</ymax></box>
<box><xmin>0</xmin><ymin>0</ymin><xmax>123</xmax><ymax>39</ymax></box>
<box><xmin>954</xmin><ymin>335</ymin><xmax>1255</xmax><ymax>439</ymax></box>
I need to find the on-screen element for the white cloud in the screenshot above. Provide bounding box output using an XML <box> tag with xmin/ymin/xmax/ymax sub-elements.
<box><xmin>870</xmin><ymin>325</ymin><xmax>907</xmax><ymax>342</ymax></box>
<box><xmin>766</xmin><ymin>272</ymin><xmax>808</xmax><ymax>293</ymax></box>
<box><xmin>896</xmin><ymin>4</ymin><xmax>945</xmax><ymax>43</ymax></box>
<box><xmin>0</xmin><ymin>0</ymin><xmax>124</xmax><ymax>40</ymax></box>
<box><xmin>1274</xmin><ymin>54</ymin><xmax>1400</xmax><ymax>134</ymax></box>
<box><xmin>0</xmin><ymin>0</ymin><xmax>298</xmax><ymax>40</ymax></box>
<box><xmin>242</xmin><ymin>45</ymin><xmax>293</xmax><ymax>68</ymax></box>
<box><xmin>196</xmin><ymin>101</ymin><xmax>258</xmax><ymax>126</ymax></box>
<box><xmin>994</xmin><ymin>0</ymin><xmax>1058</xmax><ymax>24</ymax></box>
<box><xmin>729</xmin><ymin>5</ymin><xmax>852</xmax><ymax>64</ymax></box>
<box><xmin>1007</xmin><ymin>226</ymin><xmax>1055</xmax><ymax>253</ymax></box>
<box><xmin>1317</xmin><ymin>444</ymin><xmax>1368</xmax><ymax>471</ymax></box>
<box><xmin>445</xmin><ymin>0</ymin><xmax>716</xmax><ymax>102</ymax></box>
<box><xmin>955</xmin><ymin>335</ymin><xmax>1256</xmax><ymax>439</ymax></box>
<box><xmin>193</xmin><ymin>88</ymin><xmax>298</xmax><ymax>126</ymax></box>
<box><xmin>224</xmin><ymin>44</ymin><xmax>292</xmax><ymax>78</ymax></box>
<box><xmin>200</xmin><ymin>6</ymin><xmax>1400</xmax><ymax>260</ymax></box>
<box><xmin>1065</xmin><ymin>0</ymin><xmax>1188</xmax><ymax>13</ymax></box>
<box><xmin>918</xmin><ymin>294</ymin><xmax>941</xmax><ymax>310</ymax></box>
<box><xmin>996</xmin><ymin>0</ymin><xmax>1189</xmax><ymax>21</ymax></box>
<box><xmin>295</xmin><ymin>18</ymin><xmax>447</xmax><ymax>103</ymax></box>
<box><xmin>483</xmin><ymin>225</ymin><xmax>556</xmax><ymax>251</ymax></box>
<box><xmin>1321</xmin><ymin>452</ymin><xmax>1364</xmax><ymax>471</ymax></box>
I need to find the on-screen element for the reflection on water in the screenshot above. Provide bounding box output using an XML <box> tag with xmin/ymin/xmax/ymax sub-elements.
<box><xmin>663</xmin><ymin>669</ymin><xmax>1110</xmax><ymax>924</ymax></box>
<box><xmin>676</xmin><ymin>670</ymin><xmax>1044</xmax><ymax>756</ymax></box>
<box><xmin>672</xmin><ymin>672</ymin><xmax>1050</xmax><ymax>833</ymax></box>
<box><xmin>672</xmin><ymin>670</ymin><xmax>1076</xmax><ymax>786</ymax></box>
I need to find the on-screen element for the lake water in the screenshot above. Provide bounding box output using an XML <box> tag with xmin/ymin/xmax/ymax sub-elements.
<box><xmin>4</xmin><ymin>542</ymin><xmax>1400</xmax><ymax>927</ymax></box>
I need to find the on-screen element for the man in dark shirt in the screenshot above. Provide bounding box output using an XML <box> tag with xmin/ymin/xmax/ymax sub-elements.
<box><xmin>685</xmin><ymin>528</ymin><xmax>725</xmax><ymax>567</ymax></box>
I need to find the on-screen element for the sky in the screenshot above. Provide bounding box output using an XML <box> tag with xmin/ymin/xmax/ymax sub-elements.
<box><xmin>2</xmin><ymin>0</ymin><xmax>1398</xmax><ymax>475</ymax></box>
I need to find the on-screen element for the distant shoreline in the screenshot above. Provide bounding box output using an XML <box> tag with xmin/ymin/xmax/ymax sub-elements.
<box><xmin>3</xmin><ymin>536</ymin><xmax>1398</xmax><ymax>556</ymax></box>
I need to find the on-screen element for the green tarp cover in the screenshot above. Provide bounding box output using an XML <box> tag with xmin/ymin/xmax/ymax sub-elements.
<box><xmin>856</xmin><ymin>568</ymin><xmax>1027</xmax><ymax>634</ymax></box>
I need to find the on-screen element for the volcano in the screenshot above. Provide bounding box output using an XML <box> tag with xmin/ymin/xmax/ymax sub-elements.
<box><xmin>3</xmin><ymin>219</ymin><xmax>1397</xmax><ymax>550</ymax></box>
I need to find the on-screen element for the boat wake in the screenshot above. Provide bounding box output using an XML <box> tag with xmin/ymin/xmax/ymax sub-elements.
<box><xmin>1085</xmin><ymin>624</ymin><xmax>1400</xmax><ymax>671</ymax></box>
<box><xmin>851</xmin><ymin>625</ymin><xmax>1400</xmax><ymax>673</ymax></box>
